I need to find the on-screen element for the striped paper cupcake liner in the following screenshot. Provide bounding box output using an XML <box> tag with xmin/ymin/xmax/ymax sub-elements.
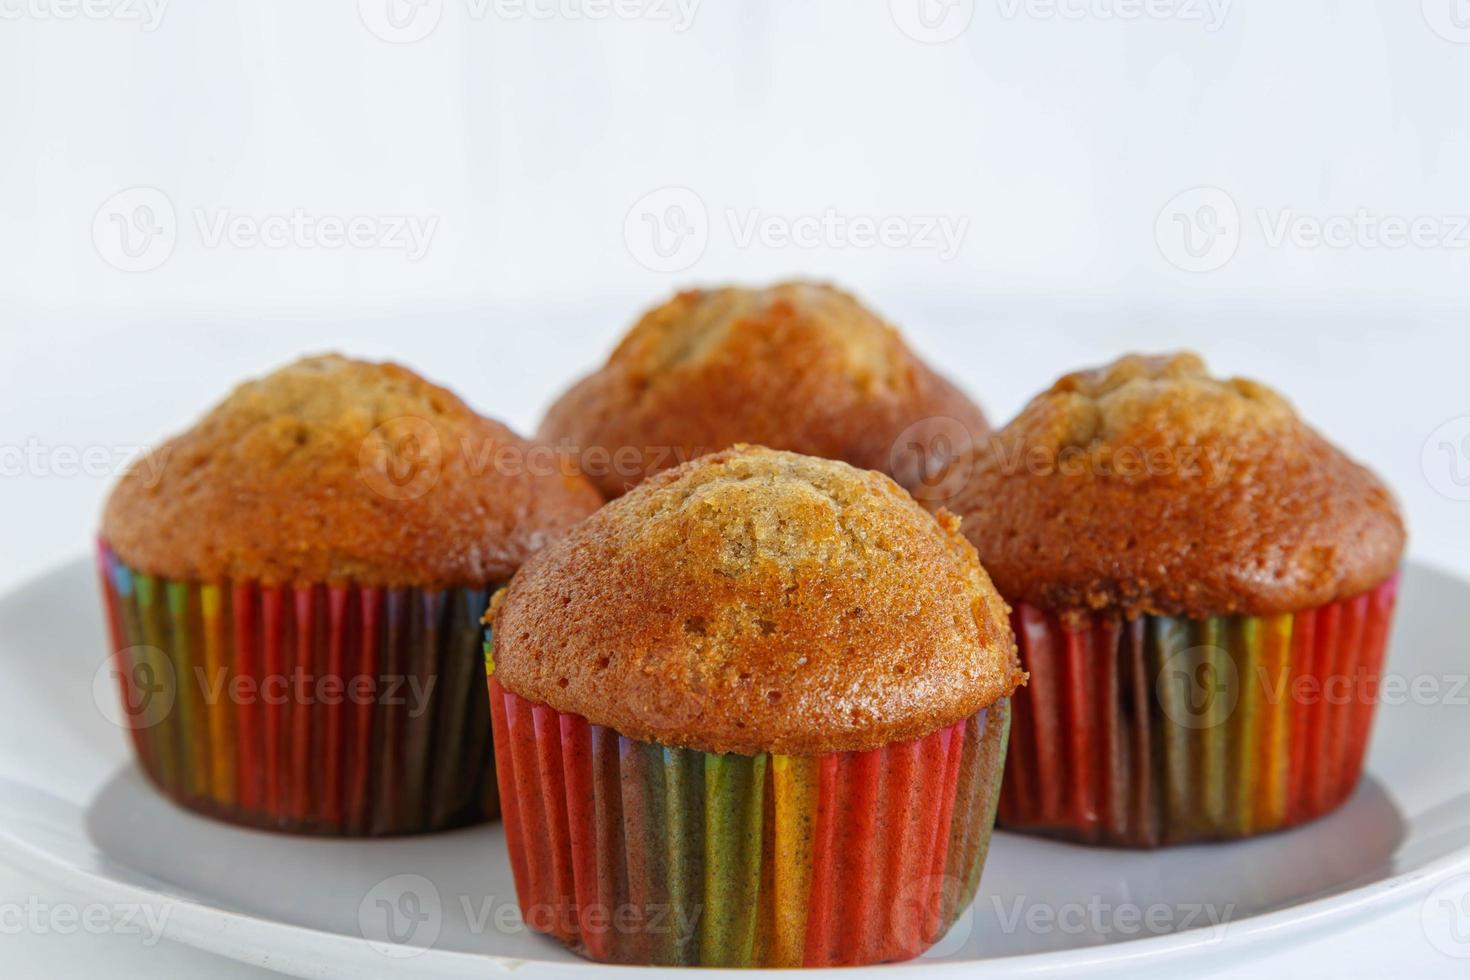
<box><xmin>997</xmin><ymin>575</ymin><xmax>1399</xmax><ymax>847</ymax></box>
<box><xmin>96</xmin><ymin>541</ymin><xmax>499</xmax><ymax>836</ymax></box>
<box><xmin>487</xmin><ymin>676</ymin><xmax>1010</xmax><ymax>968</ymax></box>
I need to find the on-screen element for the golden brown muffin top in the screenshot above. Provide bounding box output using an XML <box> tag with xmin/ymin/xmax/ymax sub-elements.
<box><xmin>488</xmin><ymin>445</ymin><xmax>1023</xmax><ymax>756</ymax></box>
<box><xmin>537</xmin><ymin>282</ymin><xmax>988</xmax><ymax>499</ymax></box>
<box><xmin>102</xmin><ymin>355</ymin><xmax>603</xmax><ymax>588</ymax></box>
<box><xmin>944</xmin><ymin>353</ymin><xmax>1405</xmax><ymax>619</ymax></box>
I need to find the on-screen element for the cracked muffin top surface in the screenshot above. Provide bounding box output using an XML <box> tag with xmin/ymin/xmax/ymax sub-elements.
<box><xmin>102</xmin><ymin>354</ymin><xmax>602</xmax><ymax>588</ymax></box>
<box><xmin>487</xmin><ymin>445</ymin><xmax>1023</xmax><ymax>756</ymax></box>
<box><xmin>537</xmin><ymin>282</ymin><xmax>988</xmax><ymax>499</ymax></box>
<box><xmin>943</xmin><ymin>352</ymin><xmax>1405</xmax><ymax>618</ymax></box>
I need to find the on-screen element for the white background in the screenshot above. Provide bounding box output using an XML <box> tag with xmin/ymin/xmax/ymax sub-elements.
<box><xmin>2</xmin><ymin>0</ymin><xmax>1469</xmax><ymax>976</ymax></box>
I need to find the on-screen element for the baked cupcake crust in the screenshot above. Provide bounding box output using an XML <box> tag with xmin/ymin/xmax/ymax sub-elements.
<box><xmin>537</xmin><ymin>282</ymin><xmax>988</xmax><ymax>499</ymax></box>
<box><xmin>101</xmin><ymin>354</ymin><xmax>603</xmax><ymax>588</ymax></box>
<box><xmin>946</xmin><ymin>353</ymin><xmax>1405</xmax><ymax>619</ymax></box>
<box><xmin>488</xmin><ymin>445</ymin><xmax>1023</xmax><ymax>757</ymax></box>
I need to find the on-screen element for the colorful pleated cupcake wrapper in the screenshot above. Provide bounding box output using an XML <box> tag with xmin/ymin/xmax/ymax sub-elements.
<box><xmin>96</xmin><ymin>541</ymin><xmax>499</xmax><ymax>836</ymax></box>
<box><xmin>487</xmin><ymin>676</ymin><xmax>1010</xmax><ymax>968</ymax></box>
<box><xmin>998</xmin><ymin>574</ymin><xmax>1400</xmax><ymax>847</ymax></box>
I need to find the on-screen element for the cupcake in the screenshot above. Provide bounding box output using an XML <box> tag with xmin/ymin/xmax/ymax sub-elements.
<box><xmin>943</xmin><ymin>353</ymin><xmax>1405</xmax><ymax>847</ymax></box>
<box><xmin>537</xmin><ymin>282</ymin><xmax>988</xmax><ymax>499</ymax></box>
<box><xmin>97</xmin><ymin>354</ymin><xmax>602</xmax><ymax>835</ymax></box>
<box><xmin>484</xmin><ymin>445</ymin><xmax>1023</xmax><ymax>967</ymax></box>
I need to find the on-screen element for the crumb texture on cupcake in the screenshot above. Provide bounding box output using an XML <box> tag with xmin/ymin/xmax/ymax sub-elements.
<box><xmin>488</xmin><ymin>445</ymin><xmax>1023</xmax><ymax>756</ymax></box>
<box><xmin>949</xmin><ymin>352</ymin><xmax>1405</xmax><ymax>618</ymax></box>
<box><xmin>537</xmin><ymin>282</ymin><xmax>988</xmax><ymax>498</ymax></box>
<box><xmin>101</xmin><ymin>354</ymin><xmax>602</xmax><ymax>588</ymax></box>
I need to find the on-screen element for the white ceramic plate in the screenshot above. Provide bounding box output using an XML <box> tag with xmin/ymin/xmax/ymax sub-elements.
<box><xmin>1</xmin><ymin>558</ymin><xmax>1468</xmax><ymax>978</ymax></box>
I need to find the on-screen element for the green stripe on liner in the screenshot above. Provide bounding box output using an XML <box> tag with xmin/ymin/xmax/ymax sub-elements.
<box><xmin>1232</xmin><ymin>616</ymin><xmax>1261</xmax><ymax>835</ymax></box>
<box><xmin>661</xmin><ymin>746</ymin><xmax>706</xmax><ymax>965</ymax></box>
<box><xmin>702</xmin><ymin>753</ymin><xmax>767</xmax><ymax>967</ymax></box>
<box><xmin>134</xmin><ymin>574</ymin><xmax>182</xmax><ymax>792</ymax></box>
<box><xmin>967</xmin><ymin>702</ymin><xmax>1010</xmax><ymax>908</ymax></box>
<box><xmin>1152</xmin><ymin>616</ymin><xmax>1193</xmax><ymax>835</ymax></box>
<box><xmin>167</xmin><ymin>580</ymin><xmax>207</xmax><ymax>799</ymax></box>
<box><xmin>1197</xmin><ymin>617</ymin><xmax>1229</xmax><ymax>832</ymax></box>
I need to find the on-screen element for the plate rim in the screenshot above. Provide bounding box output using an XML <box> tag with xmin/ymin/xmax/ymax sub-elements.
<box><xmin>5</xmin><ymin>811</ymin><xmax>1468</xmax><ymax>979</ymax></box>
<box><xmin>2</xmin><ymin>554</ymin><xmax>1468</xmax><ymax>977</ymax></box>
